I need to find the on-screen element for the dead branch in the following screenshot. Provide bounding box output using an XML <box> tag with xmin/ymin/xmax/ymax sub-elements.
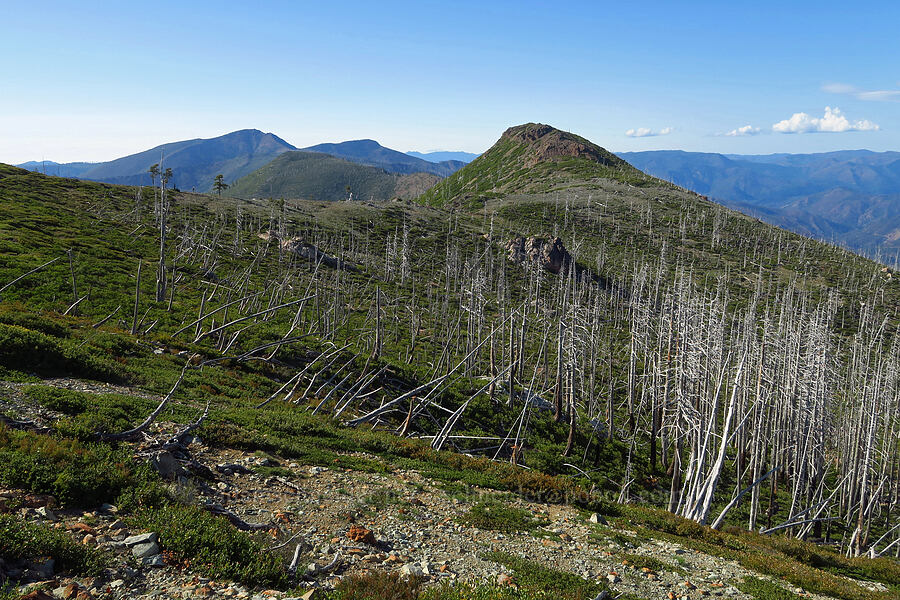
<box><xmin>96</xmin><ymin>361</ymin><xmax>192</xmax><ymax>442</ymax></box>
<box><xmin>0</xmin><ymin>256</ymin><xmax>62</xmax><ymax>297</ymax></box>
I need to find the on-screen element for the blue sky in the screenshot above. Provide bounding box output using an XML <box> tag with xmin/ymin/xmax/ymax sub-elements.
<box><xmin>2</xmin><ymin>0</ymin><xmax>898</xmax><ymax>163</ymax></box>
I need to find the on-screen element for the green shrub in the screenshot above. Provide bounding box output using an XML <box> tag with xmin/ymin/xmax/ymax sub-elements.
<box><xmin>736</xmin><ymin>576</ymin><xmax>802</xmax><ymax>599</ymax></box>
<box><xmin>0</xmin><ymin>424</ymin><xmax>137</xmax><ymax>506</ymax></box>
<box><xmin>132</xmin><ymin>503</ymin><xmax>288</xmax><ymax>588</ymax></box>
<box><xmin>482</xmin><ymin>551</ymin><xmax>608</xmax><ymax>600</ymax></box>
<box><xmin>329</xmin><ymin>571</ymin><xmax>421</xmax><ymax>600</ymax></box>
<box><xmin>24</xmin><ymin>385</ymin><xmax>89</xmax><ymax>414</ymax></box>
<box><xmin>460</xmin><ymin>501</ymin><xmax>547</xmax><ymax>533</ymax></box>
<box><xmin>0</xmin><ymin>323</ymin><xmax>123</xmax><ymax>382</ymax></box>
<box><xmin>0</xmin><ymin>513</ymin><xmax>107</xmax><ymax>576</ymax></box>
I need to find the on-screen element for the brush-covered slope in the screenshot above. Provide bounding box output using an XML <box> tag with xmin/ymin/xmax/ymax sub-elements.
<box><xmin>1</xmin><ymin>155</ymin><xmax>899</xmax><ymax>599</ymax></box>
<box><xmin>227</xmin><ymin>150</ymin><xmax>440</xmax><ymax>201</ymax></box>
<box><xmin>79</xmin><ymin>129</ymin><xmax>295</xmax><ymax>192</ymax></box>
<box><xmin>303</xmin><ymin>139</ymin><xmax>466</xmax><ymax>176</ymax></box>
<box><xmin>418</xmin><ymin>123</ymin><xmax>659</xmax><ymax>206</ymax></box>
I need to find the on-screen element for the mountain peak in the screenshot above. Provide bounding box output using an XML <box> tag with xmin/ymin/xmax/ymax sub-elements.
<box><xmin>418</xmin><ymin>123</ymin><xmax>652</xmax><ymax>207</ymax></box>
<box><xmin>501</xmin><ymin>123</ymin><xmax>620</xmax><ymax>168</ymax></box>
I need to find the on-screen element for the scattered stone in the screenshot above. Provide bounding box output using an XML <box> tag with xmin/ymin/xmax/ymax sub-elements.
<box><xmin>29</xmin><ymin>557</ymin><xmax>55</xmax><ymax>579</ymax></box>
<box><xmin>143</xmin><ymin>554</ymin><xmax>165</xmax><ymax>567</ymax></box>
<box><xmin>21</xmin><ymin>591</ymin><xmax>55</xmax><ymax>600</ymax></box>
<box><xmin>216</xmin><ymin>463</ymin><xmax>253</xmax><ymax>475</ymax></box>
<box><xmin>52</xmin><ymin>583</ymin><xmax>79</xmax><ymax>599</ymax></box>
<box><xmin>124</xmin><ymin>532</ymin><xmax>159</xmax><ymax>546</ymax></box>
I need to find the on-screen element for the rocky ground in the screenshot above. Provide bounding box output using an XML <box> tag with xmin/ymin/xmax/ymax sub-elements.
<box><xmin>2</xmin><ymin>379</ymin><xmax>889</xmax><ymax>600</ymax></box>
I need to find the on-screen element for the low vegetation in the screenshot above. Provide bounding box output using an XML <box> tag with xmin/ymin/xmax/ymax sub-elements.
<box><xmin>459</xmin><ymin>500</ymin><xmax>547</xmax><ymax>533</ymax></box>
<box><xmin>0</xmin><ymin>513</ymin><xmax>108</xmax><ymax>576</ymax></box>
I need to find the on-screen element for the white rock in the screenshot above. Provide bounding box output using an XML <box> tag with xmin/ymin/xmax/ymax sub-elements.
<box><xmin>400</xmin><ymin>563</ymin><xmax>424</xmax><ymax>578</ymax></box>
<box><xmin>132</xmin><ymin>541</ymin><xmax>160</xmax><ymax>558</ymax></box>
<box><xmin>35</xmin><ymin>506</ymin><xmax>57</xmax><ymax>521</ymax></box>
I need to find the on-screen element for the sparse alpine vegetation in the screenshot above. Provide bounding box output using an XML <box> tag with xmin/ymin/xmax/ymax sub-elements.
<box><xmin>0</xmin><ymin>122</ymin><xmax>898</xmax><ymax>599</ymax></box>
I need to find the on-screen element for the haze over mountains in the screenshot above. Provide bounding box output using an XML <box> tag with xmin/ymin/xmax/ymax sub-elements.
<box><xmin>16</xmin><ymin>161</ymin><xmax>97</xmax><ymax>178</ymax></box>
<box><xmin>77</xmin><ymin>129</ymin><xmax>296</xmax><ymax>192</ymax></box>
<box><xmin>620</xmin><ymin>149</ymin><xmax>900</xmax><ymax>257</ymax></box>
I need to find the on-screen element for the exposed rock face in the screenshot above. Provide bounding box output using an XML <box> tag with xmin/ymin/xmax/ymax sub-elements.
<box><xmin>262</xmin><ymin>234</ymin><xmax>357</xmax><ymax>272</ymax></box>
<box><xmin>501</xmin><ymin>123</ymin><xmax>619</xmax><ymax>168</ymax></box>
<box><xmin>505</xmin><ymin>236</ymin><xmax>572</xmax><ymax>274</ymax></box>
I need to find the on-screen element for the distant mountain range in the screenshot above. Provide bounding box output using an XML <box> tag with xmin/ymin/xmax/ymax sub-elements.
<box><xmin>81</xmin><ymin>129</ymin><xmax>296</xmax><ymax>192</ymax></box>
<box><xmin>406</xmin><ymin>150</ymin><xmax>479</xmax><ymax>163</ymax></box>
<box><xmin>228</xmin><ymin>151</ymin><xmax>441</xmax><ymax>202</ymax></box>
<box><xmin>619</xmin><ymin>149</ymin><xmax>900</xmax><ymax>256</ymax></box>
<box><xmin>302</xmin><ymin>140</ymin><xmax>466</xmax><ymax>177</ymax></box>
<box><xmin>16</xmin><ymin>132</ymin><xmax>471</xmax><ymax>194</ymax></box>
<box><xmin>17</xmin><ymin>161</ymin><xmax>97</xmax><ymax>178</ymax></box>
<box><xmin>18</xmin><ymin>130</ymin><xmax>296</xmax><ymax>192</ymax></box>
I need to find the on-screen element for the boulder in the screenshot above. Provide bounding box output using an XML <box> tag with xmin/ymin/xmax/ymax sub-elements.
<box><xmin>400</xmin><ymin>563</ymin><xmax>424</xmax><ymax>578</ymax></box>
<box><xmin>35</xmin><ymin>506</ymin><xmax>57</xmax><ymax>521</ymax></box>
<box><xmin>588</xmin><ymin>513</ymin><xmax>607</xmax><ymax>525</ymax></box>
<box><xmin>150</xmin><ymin>451</ymin><xmax>186</xmax><ymax>480</ymax></box>
<box><xmin>142</xmin><ymin>554</ymin><xmax>165</xmax><ymax>567</ymax></box>
<box><xmin>346</xmin><ymin>524</ymin><xmax>376</xmax><ymax>545</ymax></box>
<box><xmin>132</xmin><ymin>541</ymin><xmax>160</xmax><ymax>558</ymax></box>
<box><xmin>124</xmin><ymin>532</ymin><xmax>159</xmax><ymax>546</ymax></box>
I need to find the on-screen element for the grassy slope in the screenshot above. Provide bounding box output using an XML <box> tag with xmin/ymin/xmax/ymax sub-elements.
<box><xmin>0</xmin><ymin>162</ymin><xmax>898</xmax><ymax>597</ymax></box>
<box><xmin>228</xmin><ymin>151</ymin><xmax>440</xmax><ymax>201</ymax></box>
<box><xmin>418</xmin><ymin>123</ymin><xmax>664</xmax><ymax>208</ymax></box>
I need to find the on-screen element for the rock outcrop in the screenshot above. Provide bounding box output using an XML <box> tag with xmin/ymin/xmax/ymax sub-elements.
<box><xmin>501</xmin><ymin>123</ymin><xmax>621</xmax><ymax>168</ymax></box>
<box><xmin>505</xmin><ymin>236</ymin><xmax>573</xmax><ymax>275</ymax></box>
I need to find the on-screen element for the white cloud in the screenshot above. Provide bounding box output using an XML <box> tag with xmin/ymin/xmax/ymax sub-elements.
<box><xmin>725</xmin><ymin>125</ymin><xmax>761</xmax><ymax>137</ymax></box>
<box><xmin>772</xmin><ymin>107</ymin><xmax>880</xmax><ymax>134</ymax></box>
<box><xmin>823</xmin><ymin>82</ymin><xmax>900</xmax><ymax>102</ymax></box>
<box><xmin>625</xmin><ymin>126</ymin><xmax>673</xmax><ymax>138</ymax></box>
